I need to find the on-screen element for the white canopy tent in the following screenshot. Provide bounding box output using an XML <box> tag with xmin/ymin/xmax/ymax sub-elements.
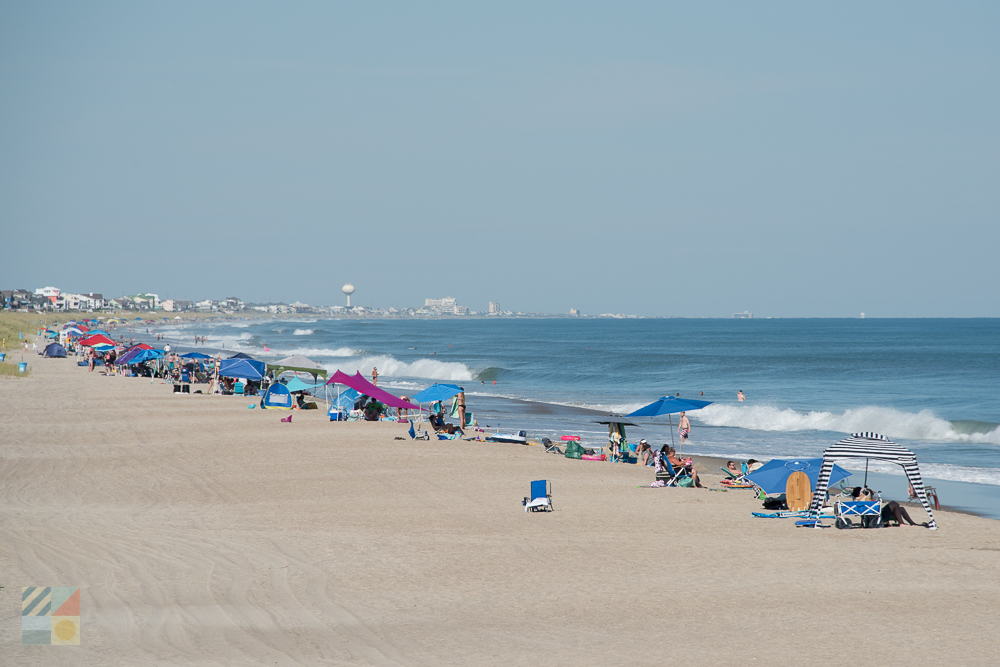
<box><xmin>808</xmin><ymin>432</ymin><xmax>937</xmax><ymax>530</ymax></box>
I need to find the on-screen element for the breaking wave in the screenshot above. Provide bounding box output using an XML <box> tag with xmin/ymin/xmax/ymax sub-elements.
<box><xmin>323</xmin><ymin>355</ymin><xmax>474</xmax><ymax>382</ymax></box>
<box><xmin>293</xmin><ymin>329</ymin><xmax>314</xmax><ymax>336</ymax></box>
<box><xmin>698</xmin><ymin>404</ymin><xmax>1000</xmax><ymax>445</ymax></box>
<box><xmin>258</xmin><ymin>347</ymin><xmax>360</xmax><ymax>358</ymax></box>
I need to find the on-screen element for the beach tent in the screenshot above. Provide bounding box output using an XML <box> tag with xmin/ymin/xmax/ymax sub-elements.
<box><xmin>228</xmin><ymin>352</ymin><xmax>256</xmax><ymax>360</ymax></box>
<box><xmin>807</xmin><ymin>432</ymin><xmax>937</xmax><ymax>530</ymax></box>
<box><xmin>324</xmin><ymin>370</ymin><xmax>422</xmax><ymax>411</ymax></box>
<box><xmin>80</xmin><ymin>334</ymin><xmax>115</xmax><ymax>347</ymax></box>
<box><xmin>283</xmin><ymin>376</ymin><xmax>324</xmax><ymax>393</ymax></box>
<box><xmin>261</xmin><ymin>382</ymin><xmax>294</xmax><ymax>409</ymax></box>
<box><xmin>327</xmin><ymin>387</ymin><xmax>360</xmax><ymax>418</ymax></box>
<box><xmin>411</xmin><ymin>383</ymin><xmax>464</xmax><ymax>404</ymax></box>
<box><xmin>43</xmin><ymin>343</ymin><xmax>67</xmax><ymax>357</ymax></box>
<box><xmin>218</xmin><ymin>358</ymin><xmax>266</xmax><ymax>380</ymax></box>
<box><xmin>181</xmin><ymin>352</ymin><xmax>212</xmax><ymax>359</ymax></box>
<box><xmin>120</xmin><ymin>349</ymin><xmax>164</xmax><ymax>365</ymax></box>
<box><xmin>267</xmin><ymin>354</ymin><xmax>327</xmax><ymax>381</ymax></box>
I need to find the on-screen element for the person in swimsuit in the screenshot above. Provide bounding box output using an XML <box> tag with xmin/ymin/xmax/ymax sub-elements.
<box><xmin>457</xmin><ymin>390</ymin><xmax>466</xmax><ymax>427</ymax></box>
<box><xmin>371</xmin><ymin>367</ymin><xmax>378</xmax><ymax>385</ymax></box>
<box><xmin>678</xmin><ymin>412</ymin><xmax>691</xmax><ymax>444</ymax></box>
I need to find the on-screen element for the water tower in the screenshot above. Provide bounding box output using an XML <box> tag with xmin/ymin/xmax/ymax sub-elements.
<box><xmin>342</xmin><ymin>283</ymin><xmax>355</xmax><ymax>308</ymax></box>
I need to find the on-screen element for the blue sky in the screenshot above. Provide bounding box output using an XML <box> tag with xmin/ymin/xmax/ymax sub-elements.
<box><xmin>1</xmin><ymin>2</ymin><xmax>998</xmax><ymax>316</ymax></box>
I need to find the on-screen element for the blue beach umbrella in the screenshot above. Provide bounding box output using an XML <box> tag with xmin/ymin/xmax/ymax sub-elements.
<box><xmin>411</xmin><ymin>383</ymin><xmax>464</xmax><ymax>404</ymax></box>
<box><xmin>626</xmin><ymin>396</ymin><xmax>713</xmax><ymax>451</ymax></box>
<box><xmin>744</xmin><ymin>458</ymin><xmax>852</xmax><ymax>495</ymax></box>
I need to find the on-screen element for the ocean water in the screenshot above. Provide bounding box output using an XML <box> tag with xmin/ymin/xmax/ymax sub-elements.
<box><xmin>153</xmin><ymin>317</ymin><xmax>1000</xmax><ymax>515</ymax></box>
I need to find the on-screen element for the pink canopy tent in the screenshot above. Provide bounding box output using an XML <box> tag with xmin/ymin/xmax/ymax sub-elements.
<box><xmin>325</xmin><ymin>371</ymin><xmax>423</xmax><ymax>411</ymax></box>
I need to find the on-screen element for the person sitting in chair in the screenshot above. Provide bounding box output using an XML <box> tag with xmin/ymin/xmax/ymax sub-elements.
<box><xmin>667</xmin><ymin>446</ymin><xmax>704</xmax><ymax>488</ymax></box>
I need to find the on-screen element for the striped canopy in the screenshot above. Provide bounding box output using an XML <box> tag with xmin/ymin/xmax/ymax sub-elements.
<box><xmin>808</xmin><ymin>432</ymin><xmax>936</xmax><ymax>529</ymax></box>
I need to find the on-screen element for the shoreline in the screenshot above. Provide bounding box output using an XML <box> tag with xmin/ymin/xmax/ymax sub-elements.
<box><xmin>3</xmin><ymin>347</ymin><xmax>1000</xmax><ymax>664</ymax></box>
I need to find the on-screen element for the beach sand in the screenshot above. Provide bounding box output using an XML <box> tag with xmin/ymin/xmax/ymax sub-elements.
<box><xmin>2</xmin><ymin>356</ymin><xmax>999</xmax><ymax>665</ymax></box>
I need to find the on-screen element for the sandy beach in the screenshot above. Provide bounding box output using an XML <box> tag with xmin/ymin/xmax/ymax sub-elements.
<box><xmin>2</xmin><ymin>354</ymin><xmax>1000</xmax><ymax>665</ymax></box>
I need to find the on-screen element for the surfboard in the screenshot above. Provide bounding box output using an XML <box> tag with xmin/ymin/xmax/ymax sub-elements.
<box><xmin>785</xmin><ymin>470</ymin><xmax>812</xmax><ymax>512</ymax></box>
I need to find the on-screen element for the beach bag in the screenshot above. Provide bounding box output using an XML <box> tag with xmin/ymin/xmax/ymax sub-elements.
<box><xmin>564</xmin><ymin>441</ymin><xmax>584</xmax><ymax>459</ymax></box>
<box><xmin>677</xmin><ymin>476</ymin><xmax>695</xmax><ymax>488</ymax></box>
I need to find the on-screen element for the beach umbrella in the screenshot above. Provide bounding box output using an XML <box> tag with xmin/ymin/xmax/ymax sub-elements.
<box><xmin>626</xmin><ymin>396</ymin><xmax>713</xmax><ymax>452</ymax></box>
<box><xmin>80</xmin><ymin>334</ymin><xmax>115</xmax><ymax>347</ymax></box>
<box><xmin>411</xmin><ymin>383</ymin><xmax>464</xmax><ymax>404</ymax></box>
<box><xmin>744</xmin><ymin>458</ymin><xmax>852</xmax><ymax>495</ymax></box>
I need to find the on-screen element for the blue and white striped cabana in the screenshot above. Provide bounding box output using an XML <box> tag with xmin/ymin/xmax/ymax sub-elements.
<box><xmin>808</xmin><ymin>432</ymin><xmax>937</xmax><ymax>530</ymax></box>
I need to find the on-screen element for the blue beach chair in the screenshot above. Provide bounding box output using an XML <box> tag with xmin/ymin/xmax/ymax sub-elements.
<box><xmin>523</xmin><ymin>480</ymin><xmax>553</xmax><ymax>512</ymax></box>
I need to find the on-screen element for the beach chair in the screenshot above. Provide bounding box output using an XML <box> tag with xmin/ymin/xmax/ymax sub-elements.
<box><xmin>541</xmin><ymin>438</ymin><xmax>563</xmax><ymax>455</ymax></box>
<box><xmin>234</xmin><ymin>381</ymin><xmax>245</xmax><ymax>396</ymax></box>
<box><xmin>523</xmin><ymin>480</ymin><xmax>553</xmax><ymax>512</ymax></box>
<box><xmin>464</xmin><ymin>412</ymin><xmax>475</xmax><ymax>428</ymax></box>
<box><xmin>656</xmin><ymin>458</ymin><xmax>691</xmax><ymax>487</ymax></box>
<box><xmin>408</xmin><ymin>420</ymin><xmax>430</xmax><ymax>441</ymax></box>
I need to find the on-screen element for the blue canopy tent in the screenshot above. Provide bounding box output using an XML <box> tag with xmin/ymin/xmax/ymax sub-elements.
<box><xmin>228</xmin><ymin>352</ymin><xmax>256</xmax><ymax>360</ymax></box>
<box><xmin>43</xmin><ymin>342</ymin><xmax>67</xmax><ymax>357</ymax></box>
<box><xmin>327</xmin><ymin>388</ymin><xmax>360</xmax><ymax>420</ymax></box>
<box><xmin>218</xmin><ymin>358</ymin><xmax>266</xmax><ymax>380</ymax></box>
<box><xmin>744</xmin><ymin>458</ymin><xmax>852</xmax><ymax>495</ymax></box>
<box><xmin>126</xmin><ymin>349</ymin><xmax>164</xmax><ymax>365</ymax></box>
<box><xmin>626</xmin><ymin>396</ymin><xmax>713</xmax><ymax>453</ymax></box>
<box><xmin>261</xmin><ymin>382</ymin><xmax>293</xmax><ymax>409</ymax></box>
<box><xmin>181</xmin><ymin>352</ymin><xmax>212</xmax><ymax>359</ymax></box>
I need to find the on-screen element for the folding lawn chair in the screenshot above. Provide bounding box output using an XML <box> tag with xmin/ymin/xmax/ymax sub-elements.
<box><xmin>523</xmin><ymin>480</ymin><xmax>553</xmax><ymax>512</ymax></box>
<box><xmin>541</xmin><ymin>438</ymin><xmax>563</xmax><ymax>455</ymax></box>
<box><xmin>234</xmin><ymin>381</ymin><xmax>245</xmax><ymax>396</ymax></box>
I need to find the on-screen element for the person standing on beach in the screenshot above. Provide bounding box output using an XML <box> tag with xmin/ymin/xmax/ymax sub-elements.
<box><xmin>678</xmin><ymin>411</ymin><xmax>691</xmax><ymax>445</ymax></box>
<box><xmin>457</xmin><ymin>390</ymin><xmax>466</xmax><ymax>427</ymax></box>
<box><xmin>372</xmin><ymin>367</ymin><xmax>378</xmax><ymax>385</ymax></box>
<box><xmin>737</xmin><ymin>390</ymin><xmax>746</xmax><ymax>402</ymax></box>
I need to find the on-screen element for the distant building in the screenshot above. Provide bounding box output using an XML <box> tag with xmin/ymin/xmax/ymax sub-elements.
<box><xmin>489</xmin><ymin>302</ymin><xmax>500</xmax><ymax>314</ymax></box>
<box><xmin>35</xmin><ymin>286</ymin><xmax>61</xmax><ymax>303</ymax></box>
<box><xmin>569</xmin><ymin>308</ymin><xmax>579</xmax><ymax>316</ymax></box>
<box><xmin>424</xmin><ymin>297</ymin><xmax>468</xmax><ymax>315</ymax></box>
<box><xmin>733</xmin><ymin>311</ymin><xmax>753</xmax><ymax>319</ymax></box>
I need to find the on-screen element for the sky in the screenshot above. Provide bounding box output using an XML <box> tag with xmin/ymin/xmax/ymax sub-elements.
<box><xmin>1</xmin><ymin>2</ymin><xmax>998</xmax><ymax>317</ymax></box>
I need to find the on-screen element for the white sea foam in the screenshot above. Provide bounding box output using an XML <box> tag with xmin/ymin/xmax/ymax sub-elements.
<box><xmin>293</xmin><ymin>329</ymin><xmax>314</xmax><ymax>336</ymax></box>
<box><xmin>697</xmin><ymin>404</ymin><xmax>1000</xmax><ymax>445</ymax></box>
<box><xmin>323</xmin><ymin>355</ymin><xmax>474</xmax><ymax>382</ymax></box>
<box><xmin>257</xmin><ymin>347</ymin><xmax>360</xmax><ymax>359</ymax></box>
<box><xmin>839</xmin><ymin>460</ymin><xmax>1000</xmax><ymax>486</ymax></box>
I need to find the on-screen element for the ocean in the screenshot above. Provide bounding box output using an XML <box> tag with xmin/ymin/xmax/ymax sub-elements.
<box><xmin>153</xmin><ymin>317</ymin><xmax>1000</xmax><ymax>518</ymax></box>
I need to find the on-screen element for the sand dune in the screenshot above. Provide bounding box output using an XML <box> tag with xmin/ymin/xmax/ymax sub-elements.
<box><xmin>2</xmin><ymin>357</ymin><xmax>999</xmax><ymax>665</ymax></box>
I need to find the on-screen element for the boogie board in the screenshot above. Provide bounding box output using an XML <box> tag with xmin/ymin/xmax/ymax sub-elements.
<box><xmin>561</xmin><ymin>435</ymin><xmax>581</xmax><ymax>441</ymax></box>
<box><xmin>785</xmin><ymin>470</ymin><xmax>812</xmax><ymax>512</ymax></box>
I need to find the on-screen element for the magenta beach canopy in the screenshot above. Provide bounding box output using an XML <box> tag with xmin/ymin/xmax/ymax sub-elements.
<box><xmin>325</xmin><ymin>370</ymin><xmax>423</xmax><ymax>411</ymax></box>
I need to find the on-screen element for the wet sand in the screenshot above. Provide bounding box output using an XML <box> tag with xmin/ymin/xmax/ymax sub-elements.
<box><xmin>2</xmin><ymin>355</ymin><xmax>999</xmax><ymax>665</ymax></box>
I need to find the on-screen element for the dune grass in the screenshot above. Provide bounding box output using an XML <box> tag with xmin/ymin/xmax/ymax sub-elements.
<box><xmin>0</xmin><ymin>360</ymin><xmax>30</xmax><ymax>378</ymax></box>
